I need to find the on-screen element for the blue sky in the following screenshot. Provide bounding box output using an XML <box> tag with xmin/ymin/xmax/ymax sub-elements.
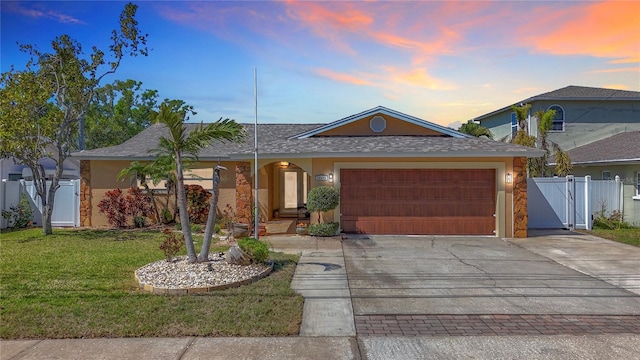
<box><xmin>2</xmin><ymin>1</ymin><xmax>639</xmax><ymax>128</ymax></box>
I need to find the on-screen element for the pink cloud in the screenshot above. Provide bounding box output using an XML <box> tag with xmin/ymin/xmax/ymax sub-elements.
<box><xmin>523</xmin><ymin>1</ymin><xmax>640</xmax><ymax>61</ymax></box>
<box><xmin>609</xmin><ymin>57</ymin><xmax>640</xmax><ymax>64</ymax></box>
<box><xmin>384</xmin><ymin>67</ymin><xmax>456</xmax><ymax>90</ymax></box>
<box><xmin>602</xmin><ymin>84</ymin><xmax>630</xmax><ymax>90</ymax></box>
<box><xmin>587</xmin><ymin>67</ymin><xmax>640</xmax><ymax>74</ymax></box>
<box><xmin>314</xmin><ymin>68</ymin><xmax>373</xmax><ymax>86</ymax></box>
<box><xmin>283</xmin><ymin>1</ymin><xmax>373</xmax><ymax>55</ymax></box>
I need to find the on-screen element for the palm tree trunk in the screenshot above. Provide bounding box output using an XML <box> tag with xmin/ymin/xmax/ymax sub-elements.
<box><xmin>175</xmin><ymin>151</ymin><xmax>197</xmax><ymax>263</ymax></box>
<box><xmin>198</xmin><ymin>164</ymin><xmax>222</xmax><ymax>262</ymax></box>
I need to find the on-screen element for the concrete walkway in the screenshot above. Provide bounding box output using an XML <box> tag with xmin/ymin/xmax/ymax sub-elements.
<box><xmin>3</xmin><ymin>232</ymin><xmax>640</xmax><ymax>360</ymax></box>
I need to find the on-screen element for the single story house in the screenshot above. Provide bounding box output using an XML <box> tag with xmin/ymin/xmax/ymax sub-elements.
<box><xmin>73</xmin><ymin>106</ymin><xmax>543</xmax><ymax>237</ymax></box>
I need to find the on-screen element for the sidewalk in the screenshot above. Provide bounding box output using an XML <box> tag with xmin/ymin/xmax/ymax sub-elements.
<box><xmin>1</xmin><ymin>337</ymin><xmax>358</xmax><ymax>360</ymax></box>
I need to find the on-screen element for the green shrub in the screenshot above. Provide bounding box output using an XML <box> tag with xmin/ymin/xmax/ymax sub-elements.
<box><xmin>1</xmin><ymin>193</ymin><xmax>33</xmax><ymax>229</ymax></box>
<box><xmin>238</xmin><ymin>237</ymin><xmax>269</xmax><ymax>263</ymax></box>
<box><xmin>308</xmin><ymin>222</ymin><xmax>339</xmax><ymax>237</ymax></box>
<box><xmin>593</xmin><ymin>210</ymin><xmax>632</xmax><ymax>230</ymax></box>
<box><xmin>161</xmin><ymin>208</ymin><xmax>173</xmax><ymax>224</ymax></box>
<box><xmin>133</xmin><ymin>216</ymin><xmax>147</xmax><ymax>228</ymax></box>
<box><xmin>306</xmin><ymin>186</ymin><xmax>340</xmax><ymax>214</ymax></box>
<box><xmin>174</xmin><ymin>223</ymin><xmax>204</xmax><ymax>233</ymax></box>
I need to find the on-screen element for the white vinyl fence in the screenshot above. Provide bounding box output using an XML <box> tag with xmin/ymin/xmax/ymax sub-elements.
<box><xmin>1</xmin><ymin>179</ymin><xmax>80</xmax><ymax>229</ymax></box>
<box><xmin>527</xmin><ymin>175</ymin><xmax>623</xmax><ymax>230</ymax></box>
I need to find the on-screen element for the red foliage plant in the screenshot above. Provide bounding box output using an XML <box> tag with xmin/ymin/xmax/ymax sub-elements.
<box><xmin>185</xmin><ymin>185</ymin><xmax>212</xmax><ymax>224</ymax></box>
<box><xmin>97</xmin><ymin>189</ymin><xmax>128</xmax><ymax>228</ymax></box>
<box><xmin>98</xmin><ymin>187</ymin><xmax>154</xmax><ymax>228</ymax></box>
<box><xmin>124</xmin><ymin>187</ymin><xmax>155</xmax><ymax>219</ymax></box>
<box><xmin>160</xmin><ymin>228</ymin><xmax>183</xmax><ymax>262</ymax></box>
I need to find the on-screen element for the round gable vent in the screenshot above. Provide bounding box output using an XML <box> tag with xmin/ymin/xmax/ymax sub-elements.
<box><xmin>370</xmin><ymin>116</ymin><xmax>386</xmax><ymax>133</ymax></box>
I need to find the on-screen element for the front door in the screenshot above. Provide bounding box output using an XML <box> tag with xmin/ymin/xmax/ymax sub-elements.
<box><xmin>280</xmin><ymin>168</ymin><xmax>308</xmax><ymax>217</ymax></box>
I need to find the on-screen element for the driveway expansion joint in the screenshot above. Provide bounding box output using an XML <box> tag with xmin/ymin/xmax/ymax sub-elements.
<box><xmin>355</xmin><ymin>314</ymin><xmax>640</xmax><ymax>337</ymax></box>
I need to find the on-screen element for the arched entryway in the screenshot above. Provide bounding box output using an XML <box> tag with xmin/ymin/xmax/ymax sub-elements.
<box><xmin>274</xmin><ymin>161</ymin><xmax>309</xmax><ymax>219</ymax></box>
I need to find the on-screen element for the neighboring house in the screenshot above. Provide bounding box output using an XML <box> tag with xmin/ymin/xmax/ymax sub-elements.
<box><xmin>473</xmin><ymin>85</ymin><xmax>640</xmax><ymax>225</ymax></box>
<box><xmin>473</xmin><ymin>85</ymin><xmax>640</xmax><ymax>151</ymax></box>
<box><xmin>73</xmin><ymin>106</ymin><xmax>543</xmax><ymax>237</ymax></box>
<box><xmin>563</xmin><ymin>131</ymin><xmax>640</xmax><ymax>225</ymax></box>
<box><xmin>1</xmin><ymin>152</ymin><xmax>80</xmax><ymax>229</ymax></box>
<box><xmin>1</xmin><ymin>143</ymin><xmax>80</xmax><ymax>181</ymax></box>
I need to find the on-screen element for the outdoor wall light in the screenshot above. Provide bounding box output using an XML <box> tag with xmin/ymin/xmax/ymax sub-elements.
<box><xmin>506</xmin><ymin>173</ymin><xmax>513</xmax><ymax>184</ymax></box>
<box><xmin>329</xmin><ymin>172</ymin><xmax>334</xmax><ymax>182</ymax></box>
<box><xmin>279</xmin><ymin>161</ymin><xmax>290</xmax><ymax>168</ymax></box>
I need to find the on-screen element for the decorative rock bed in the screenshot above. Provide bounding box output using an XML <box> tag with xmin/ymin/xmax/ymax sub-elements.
<box><xmin>135</xmin><ymin>252</ymin><xmax>273</xmax><ymax>295</ymax></box>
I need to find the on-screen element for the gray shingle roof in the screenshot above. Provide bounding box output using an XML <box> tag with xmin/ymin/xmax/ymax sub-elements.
<box><xmin>73</xmin><ymin>123</ymin><xmax>543</xmax><ymax>160</ymax></box>
<box><xmin>474</xmin><ymin>85</ymin><xmax>640</xmax><ymax>121</ymax></box>
<box><xmin>534</xmin><ymin>86</ymin><xmax>640</xmax><ymax>100</ymax></box>
<box><xmin>565</xmin><ymin>131</ymin><xmax>640</xmax><ymax>164</ymax></box>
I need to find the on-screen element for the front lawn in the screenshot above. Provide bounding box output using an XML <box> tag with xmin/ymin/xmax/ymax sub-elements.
<box><xmin>0</xmin><ymin>228</ymin><xmax>303</xmax><ymax>339</ymax></box>
<box><xmin>579</xmin><ymin>227</ymin><xmax>640</xmax><ymax>247</ymax></box>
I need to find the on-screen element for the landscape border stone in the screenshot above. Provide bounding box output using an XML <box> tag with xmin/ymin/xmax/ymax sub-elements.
<box><xmin>136</xmin><ymin>261</ymin><xmax>274</xmax><ymax>295</ymax></box>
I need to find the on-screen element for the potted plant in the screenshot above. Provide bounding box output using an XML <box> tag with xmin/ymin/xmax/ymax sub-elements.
<box><xmin>296</xmin><ymin>222</ymin><xmax>308</xmax><ymax>235</ymax></box>
<box><xmin>223</xmin><ymin>204</ymin><xmax>250</xmax><ymax>239</ymax></box>
<box><xmin>306</xmin><ymin>186</ymin><xmax>340</xmax><ymax>237</ymax></box>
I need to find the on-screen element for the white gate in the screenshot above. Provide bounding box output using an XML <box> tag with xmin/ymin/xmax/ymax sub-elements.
<box><xmin>1</xmin><ymin>179</ymin><xmax>80</xmax><ymax>229</ymax></box>
<box><xmin>527</xmin><ymin>176</ymin><xmax>623</xmax><ymax>230</ymax></box>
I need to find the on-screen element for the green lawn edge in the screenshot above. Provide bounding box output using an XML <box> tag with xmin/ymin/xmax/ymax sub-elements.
<box><xmin>0</xmin><ymin>228</ymin><xmax>303</xmax><ymax>339</ymax></box>
<box><xmin>577</xmin><ymin>227</ymin><xmax>640</xmax><ymax>247</ymax></box>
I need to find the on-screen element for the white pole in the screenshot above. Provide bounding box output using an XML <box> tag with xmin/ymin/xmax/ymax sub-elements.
<box><xmin>253</xmin><ymin>68</ymin><xmax>259</xmax><ymax>239</ymax></box>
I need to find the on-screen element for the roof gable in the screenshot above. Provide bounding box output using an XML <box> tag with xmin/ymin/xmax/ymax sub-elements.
<box><xmin>292</xmin><ymin>106</ymin><xmax>466</xmax><ymax>139</ymax></box>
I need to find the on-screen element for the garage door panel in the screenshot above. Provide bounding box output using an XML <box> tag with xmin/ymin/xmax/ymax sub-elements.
<box><xmin>342</xmin><ymin>200</ymin><xmax>494</xmax><ymax>217</ymax></box>
<box><xmin>340</xmin><ymin>169</ymin><xmax>496</xmax><ymax>235</ymax></box>
<box><xmin>341</xmin><ymin>216</ymin><xmax>495</xmax><ymax>235</ymax></box>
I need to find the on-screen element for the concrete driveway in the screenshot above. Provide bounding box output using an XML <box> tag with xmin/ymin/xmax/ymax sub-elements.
<box><xmin>336</xmin><ymin>232</ymin><xmax>640</xmax><ymax>359</ymax></box>
<box><xmin>343</xmin><ymin>234</ymin><xmax>640</xmax><ymax>316</ymax></box>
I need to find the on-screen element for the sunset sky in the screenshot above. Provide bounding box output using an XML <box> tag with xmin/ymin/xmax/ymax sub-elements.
<box><xmin>2</xmin><ymin>1</ymin><xmax>639</xmax><ymax>129</ymax></box>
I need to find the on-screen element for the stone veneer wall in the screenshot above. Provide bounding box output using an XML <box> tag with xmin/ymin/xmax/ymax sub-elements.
<box><xmin>80</xmin><ymin>160</ymin><xmax>92</xmax><ymax>227</ymax></box>
<box><xmin>235</xmin><ymin>162</ymin><xmax>252</xmax><ymax>224</ymax></box>
<box><xmin>513</xmin><ymin>157</ymin><xmax>528</xmax><ymax>238</ymax></box>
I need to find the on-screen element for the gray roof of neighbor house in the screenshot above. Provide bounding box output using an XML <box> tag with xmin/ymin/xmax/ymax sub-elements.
<box><xmin>473</xmin><ymin>85</ymin><xmax>640</xmax><ymax>121</ymax></box>
<box><xmin>72</xmin><ymin>122</ymin><xmax>544</xmax><ymax>161</ymax></box>
<box><xmin>562</xmin><ymin>131</ymin><xmax>640</xmax><ymax>165</ymax></box>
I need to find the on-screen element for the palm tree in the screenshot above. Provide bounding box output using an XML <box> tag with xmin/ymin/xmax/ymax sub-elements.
<box><xmin>117</xmin><ymin>157</ymin><xmax>183</xmax><ymax>224</ymax></box>
<box><xmin>155</xmin><ymin>101</ymin><xmax>245</xmax><ymax>263</ymax></box>
<box><xmin>533</xmin><ymin>109</ymin><xmax>572</xmax><ymax>176</ymax></box>
<box><xmin>458</xmin><ymin>120</ymin><xmax>494</xmax><ymax>139</ymax></box>
<box><xmin>510</xmin><ymin>104</ymin><xmax>572</xmax><ymax>177</ymax></box>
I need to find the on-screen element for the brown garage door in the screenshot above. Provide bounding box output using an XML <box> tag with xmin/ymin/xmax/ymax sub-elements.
<box><xmin>340</xmin><ymin>169</ymin><xmax>496</xmax><ymax>235</ymax></box>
